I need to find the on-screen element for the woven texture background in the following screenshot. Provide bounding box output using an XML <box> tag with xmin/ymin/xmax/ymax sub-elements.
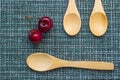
<box><xmin>0</xmin><ymin>0</ymin><xmax>120</xmax><ymax>80</ymax></box>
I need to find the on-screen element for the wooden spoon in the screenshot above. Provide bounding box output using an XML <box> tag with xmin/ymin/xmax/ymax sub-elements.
<box><xmin>89</xmin><ymin>0</ymin><xmax>108</xmax><ymax>36</ymax></box>
<box><xmin>26</xmin><ymin>52</ymin><xmax>114</xmax><ymax>72</ymax></box>
<box><xmin>63</xmin><ymin>0</ymin><xmax>81</xmax><ymax>36</ymax></box>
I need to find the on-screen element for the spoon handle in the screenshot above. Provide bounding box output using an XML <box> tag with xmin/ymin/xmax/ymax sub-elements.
<box><xmin>93</xmin><ymin>0</ymin><xmax>104</xmax><ymax>13</ymax></box>
<box><xmin>61</xmin><ymin>61</ymin><xmax>114</xmax><ymax>70</ymax></box>
<box><xmin>66</xmin><ymin>0</ymin><xmax>78</xmax><ymax>14</ymax></box>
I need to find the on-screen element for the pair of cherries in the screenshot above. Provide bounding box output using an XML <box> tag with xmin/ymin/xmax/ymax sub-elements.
<box><xmin>25</xmin><ymin>16</ymin><xmax>53</xmax><ymax>44</ymax></box>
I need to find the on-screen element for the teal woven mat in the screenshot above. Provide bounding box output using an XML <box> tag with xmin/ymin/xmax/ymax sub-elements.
<box><xmin>0</xmin><ymin>0</ymin><xmax>120</xmax><ymax>80</ymax></box>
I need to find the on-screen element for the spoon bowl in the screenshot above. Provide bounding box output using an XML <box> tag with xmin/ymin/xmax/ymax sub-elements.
<box><xmin>64</xmin><ymin>13</ymin><xmax>81</xmax><ymax>36</ymax></box>
<box><xmin>90</xmin><ymin>12</ymin><xmax>108</xmax><ymax>36</ymax></box>
<box><xmin>26</xmin><ymin>52</ymin><xmax>114</xmax><ymax>72</ymax></box>
<box><xmin>27</xmin><ymin>53</ymin><xmax>52</xmax><ymax>71</ymax></box>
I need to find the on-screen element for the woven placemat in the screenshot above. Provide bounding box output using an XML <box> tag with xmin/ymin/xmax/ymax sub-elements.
<box><xmin>0</xmin><ymin>0</ymin><xmax>120</xmax><ymax>80</ymax></box>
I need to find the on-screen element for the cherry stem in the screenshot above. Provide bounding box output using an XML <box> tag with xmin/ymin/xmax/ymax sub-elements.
<box><xmin>25</xmin><ymin>16</ymin><xmax>39</xmax><ymax>30</ymax></box>
<box><xmin>28</xmin><ymin>19</ymin><xmax>33</xmax><ymax>30</ymax></box>
<box><xmin>25</xmin><ymin>16</ymin><xmax>33</xmax><ymax>30</ymax></box>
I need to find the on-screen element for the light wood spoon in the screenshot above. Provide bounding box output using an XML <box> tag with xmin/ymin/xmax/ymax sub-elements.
<box><xmin>89</xmin><ymin>0</ymin><xmax>108</xmax><ymax>36</ymax></box>
<box><xmin>63</xmin><ymin>0</ymin><xmax>81</xmax><ymax>36</ymax></box>
<box><xmin>26</xmin><ymin>52</ymin><xmax>114</xmax><ymax>72</ymax></box>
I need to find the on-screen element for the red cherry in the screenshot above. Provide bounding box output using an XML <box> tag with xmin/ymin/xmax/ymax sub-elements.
<box><xmin>28</xmin><ymin>29</ymin><xmax>42</xmax><ymax>44</ymax></box>
<box><xmin>38</xmin><ymin>16</ymin><xmax>53</xmax><ymax>32</ymax></box>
